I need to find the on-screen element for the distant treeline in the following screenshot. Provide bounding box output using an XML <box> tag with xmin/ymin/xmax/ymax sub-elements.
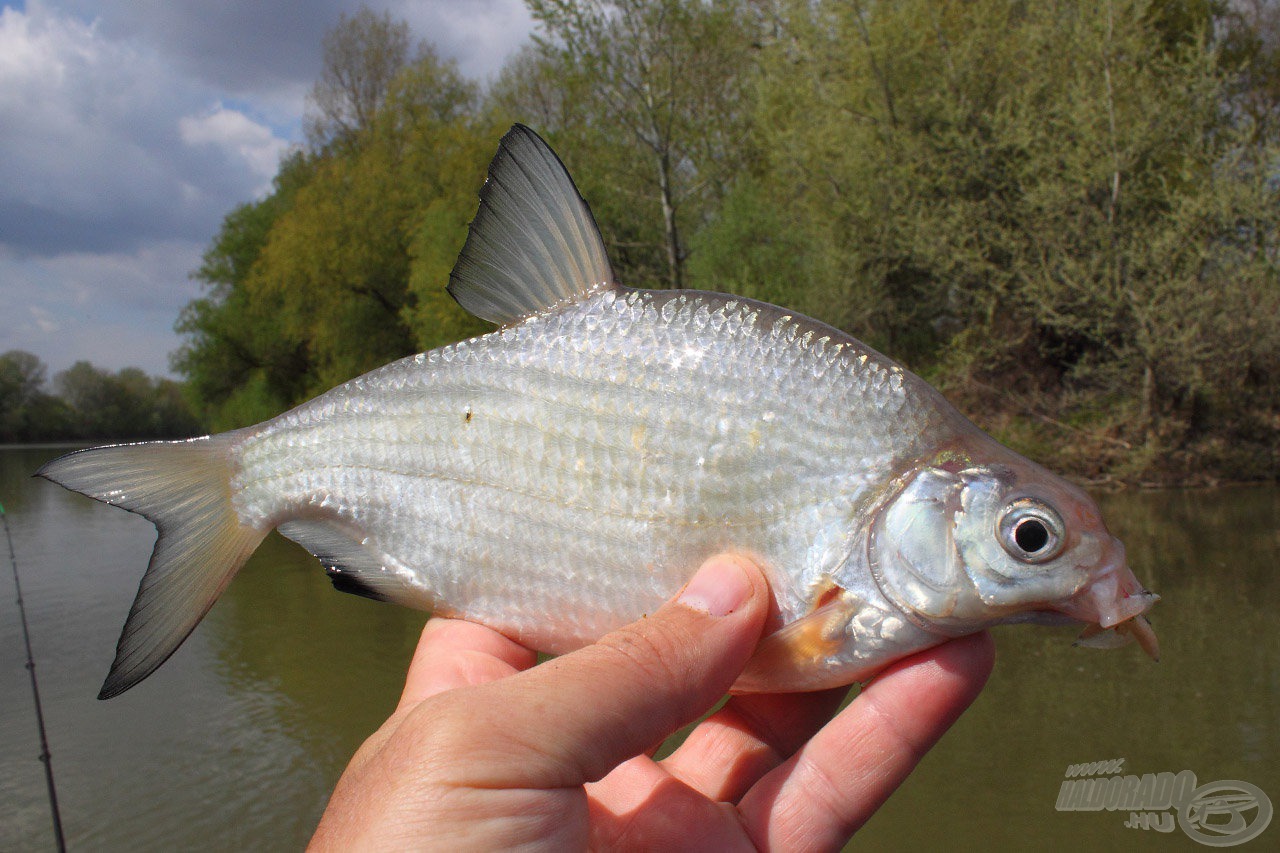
<box><xmin>175</xmin><ymin>1</ymin><xmax>1280</xmax><ymax>483</ymax></box>
<box><xmin>0</xmin><ymin>350</ymin><xmax>198</xmax><ymax>443</ymax></box>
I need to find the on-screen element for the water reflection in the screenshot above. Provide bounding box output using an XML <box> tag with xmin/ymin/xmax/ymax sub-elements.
<box><xmin>1</xmin><ymin>445</ymin><xmax>1276</xmax><ymax>851</ymax></box>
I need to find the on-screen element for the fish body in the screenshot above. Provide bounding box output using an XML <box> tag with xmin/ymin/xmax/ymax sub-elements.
<box><xmin>236</xmin><ymin>287</ymin><xmax>946</xmax><ymax>669</ymax></box>
<box><xmin>39</xmin><ymin>126</ymin><xmax>1158</xmax><ymax>699</ymax></box>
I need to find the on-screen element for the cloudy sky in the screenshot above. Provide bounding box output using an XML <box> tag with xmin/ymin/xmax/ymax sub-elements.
<box><xmin>0</xmin><ymin>0</ymin><xmax>534</xmax><ymax>381</ymax></box>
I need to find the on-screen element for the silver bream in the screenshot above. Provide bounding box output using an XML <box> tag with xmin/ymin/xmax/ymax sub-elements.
<box><xmin>40</xmin><ymin>125</ymin><xmax>1159</xmax><ymax>700</ymax></box>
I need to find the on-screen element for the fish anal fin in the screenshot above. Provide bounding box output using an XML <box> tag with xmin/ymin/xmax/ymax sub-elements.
<box><xmin>326</xmin><ymin>566</ymin><xmax>392</xmax><ymax>602</ymax></box>
<box><xmin>448</xmin><ymin>124</ymin><xmax>617</xmax><ymax>326</ymax></box>
<box><xmin>277</xmin><ymin>519</ymin><xmax>434</xmax><ymax>610</ymax></box>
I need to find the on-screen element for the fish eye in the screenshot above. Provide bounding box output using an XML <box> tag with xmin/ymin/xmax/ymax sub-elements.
<box><xmin>1015</xmin><ymin>517</ymin><xmax>1049</xmax><ymax>552</ymax></box>
<box><xmin>998</xmin><ymin>500</ymin><xmax>1065</xmax><ymax>564</ymax></box>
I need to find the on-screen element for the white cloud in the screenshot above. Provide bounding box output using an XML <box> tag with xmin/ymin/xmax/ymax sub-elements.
<box><xmin>0</xmin><ymin>2</ymin><xmax>291</xmax><ymax>256</ymax></box>
<box><xmin>30</xmin><ymin>306</ymin><xmax>61</xmax><ymax>335</ymax></box>
<box><xmin>179</xmin><ymin>105</ymin><xmax>293</xmax><ymax>193</ymax></box>
<box><xmin>391</xmin><ymin>0</ymin><xmax>534</xmax><ymax>81</ymax></box>
<box><xmin>0</xmin><ymin>0</ymin><xmax>535</xmax><ymax>380</ymax></box>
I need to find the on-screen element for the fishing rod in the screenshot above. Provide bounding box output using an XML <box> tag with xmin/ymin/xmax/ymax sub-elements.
<box><xmin>1</xmin><ymin>501</ymin><xmax>67</xmax><ymax>852</ymax></box>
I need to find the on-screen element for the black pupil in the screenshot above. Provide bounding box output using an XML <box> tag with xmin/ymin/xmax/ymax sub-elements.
<box><xmin>1015</xmin><ymin>518</ymin><xmax>1050</xmax><ymax>553</ymax></box>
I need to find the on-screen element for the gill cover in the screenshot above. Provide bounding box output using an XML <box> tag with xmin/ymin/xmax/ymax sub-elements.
<box><xmin>870</xmin><ymin>467</ymin><xmax>968</xmax><ymax>621</ymax></box>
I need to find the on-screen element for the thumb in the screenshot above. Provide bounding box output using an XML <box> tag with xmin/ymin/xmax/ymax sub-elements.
<box><xmin>445</xmin><ymin>554</ymin><xmax>771</xmax><ymax>790</ymax></box>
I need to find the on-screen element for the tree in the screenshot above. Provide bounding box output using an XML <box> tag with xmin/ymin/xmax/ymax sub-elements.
<box><xmin>519</xmin><ymin>0</ymin><xmax>757</xmax><ymax>289</ymax></box>
<box><xmin>173</xmin><ymin>150</ymin><xmax>317</xmax><ymax>429</ymax></box>
<box><xmin>1219</xmin><ymin>0</ymin><xmax>1280</xmax><ymax>144</ymax></box>
<box><xmin>0</xmin><ymin>350</ymin><xmax>64</xmax><ymax>441</ymax></box>
<box><xmin>305</xmin><ymin>6</ymin><xmax>421</xmax><ymax>151</ymax></box>
<box><xmin>728</xmin><ymin>0</ymin><xmax>1279</xmax><ymax>477</ymax></box>
<box><xmin>52</xmin><ymin>362</ymin><xmax>199</xmax><ymax>440</ymax></box>
<box><xmin>0</xmin><ymin>350</ymin><xmax>45</xmax><ymax>412</ymax></box>
<box><xmin>249</xmin><ymin>47</ymin><xmax>492</xmax><ymax>393</ymax></box>
<box><xmin>178</xmin><ymin>12</ymin><xmax>498</xmax><ymax>426</ymax></box>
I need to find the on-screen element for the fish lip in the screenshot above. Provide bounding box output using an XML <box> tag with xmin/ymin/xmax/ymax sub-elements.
<box><xmin>1052</xmin><ymin>557</ymin><xmax>1159</xmax><ymax>629</ymax></box>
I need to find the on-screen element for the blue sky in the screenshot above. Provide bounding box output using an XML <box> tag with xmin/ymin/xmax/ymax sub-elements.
<box><xmin>0</xmin><ymin>0</ymin><xmax>533</xmax><ymax>380</ymax></box>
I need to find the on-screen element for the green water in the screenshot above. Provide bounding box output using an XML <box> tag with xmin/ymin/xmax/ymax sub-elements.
<box><xmin>1</xmin><ymin>445</ymin><xmax>1276</xmax><ymax>850</ymax></box>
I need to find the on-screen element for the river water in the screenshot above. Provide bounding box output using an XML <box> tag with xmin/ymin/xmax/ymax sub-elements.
<box><xmin>1</xmin><ymin>445</ymin><xmax>1276</xmax><ymax>850</ymax></box>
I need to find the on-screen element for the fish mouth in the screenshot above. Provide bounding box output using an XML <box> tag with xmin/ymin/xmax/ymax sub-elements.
<box><xmin>1052</xmin><ymin>555</ymin><xmax>1161</xmax><ymax>661</ymax></box>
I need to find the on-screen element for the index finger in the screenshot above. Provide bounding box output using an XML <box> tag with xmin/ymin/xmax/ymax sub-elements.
<box><xmin>397</xmin><ymin>616</ymin><xmax>537</xmax><ymax>711</ymax></box>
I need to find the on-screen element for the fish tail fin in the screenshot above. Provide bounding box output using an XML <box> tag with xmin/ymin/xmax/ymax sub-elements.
<box><xmin>36</xmin><ymin>436</ymin><xmax>267</xmax><ymax>699</ymax></box>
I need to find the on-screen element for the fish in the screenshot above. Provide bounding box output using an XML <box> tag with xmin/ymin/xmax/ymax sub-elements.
<box><xmin>38</xmin><ymin>124</ymin><xmax>1159</xmax><ymax>700</ymax></box>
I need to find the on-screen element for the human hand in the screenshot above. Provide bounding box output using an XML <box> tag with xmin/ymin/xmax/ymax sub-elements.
<box><xmin>310</xmin><ymin>555</ymin><xmax>995</xmax><ymax>851</ymax></box>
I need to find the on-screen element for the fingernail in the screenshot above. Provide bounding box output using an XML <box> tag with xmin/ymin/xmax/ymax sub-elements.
<box><xmin>677</xmin><ymin>557</ymin><xmax>751</xmax><ymax>617</ymax></box>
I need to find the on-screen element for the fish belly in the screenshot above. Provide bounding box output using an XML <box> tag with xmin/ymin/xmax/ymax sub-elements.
<box><xmin>231</xmin><ymin>289</ymin><xmax>937</xmax><ymax>652</ymax></box>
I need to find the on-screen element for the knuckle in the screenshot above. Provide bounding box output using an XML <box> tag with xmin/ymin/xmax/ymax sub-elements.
<box><xmin>393</xmin><ymin>690</ymin><xmax>495</xmax><ymax>777</ymax></box>
<box><xmin>857</xmin><ymin>688</ymin><xmax>927</xmax><ymax>762</ymax></box>
<box><xmin>600</xmin><ymin>616</ymin><xmax>697</xmax><ymax>686</ymax></box>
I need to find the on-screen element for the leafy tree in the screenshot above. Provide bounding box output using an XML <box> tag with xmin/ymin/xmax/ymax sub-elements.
<box><xmin>729</xmin><ymin>0</ymin><xmax>1280</xmax><ymax>477</ymax></box>
<box><xmin>2</xmin><ymin>351</ymin><xmax>197</xmax><ymax>442</ymax></box>
<box><xmin>1219</xmin><ymin>0</ymin><xmax>1280</xmax><ymax>144</ymax></box>
<box><xmin>173</xmin><ymin>151</ymin><xmax>316</xmax><ymax>430</ymax></box>
<box><xmin>178</xmin><ymin>13</ymin><xmax>496</xmax><ymax>425</ymax></box>
<box><xmin>305</xmin><ymin>6</ymin><xmax>422</xmax><ymax>151</ymax></box>
<box><xmin>0</xmin><ymin>350</ymin><xmax>45</xmax><ymax>412</ymax></box>
<box><xmin>247</xmin><ymin>46</ymin><xmax>491</xmax><ymax>394</ymax></box>
<box><xmin>517</xmin><ymin>0</ymin><xmax>757</xmax><ymax>289</ymax></box>
<box><xmin>0</xmin><ymin>350</ymin><xmax>68</xmax><ymax>441</ymax></box>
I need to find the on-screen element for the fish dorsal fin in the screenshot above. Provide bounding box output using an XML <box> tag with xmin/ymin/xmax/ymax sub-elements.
<box><xmin>447</xmin><ymin>124</ymin><xmax>615</xmax><ymax>325</ymax></box>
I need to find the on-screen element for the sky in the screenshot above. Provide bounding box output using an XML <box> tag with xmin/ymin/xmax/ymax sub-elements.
<box><xmin>0</xmin><ymin>0</ymin><xmax>534</xmax><ymax>382</ymax></box>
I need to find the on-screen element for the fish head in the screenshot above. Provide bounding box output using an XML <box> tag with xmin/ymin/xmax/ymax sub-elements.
<box><xmin>870</xmin><ymin>448</ymin><xmax>1159</xmax><ymax>657</ymax></box>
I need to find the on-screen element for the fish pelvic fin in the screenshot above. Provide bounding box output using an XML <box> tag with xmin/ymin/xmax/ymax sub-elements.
<box><xmin>448</xmin><ymin>124</ymin><xmax>617</xmax><ymax>326</ymax></box>
<box><xmin>36</xmin><ymin>436</ymin><xmax>266</xmax><ymax>699</ymax></box>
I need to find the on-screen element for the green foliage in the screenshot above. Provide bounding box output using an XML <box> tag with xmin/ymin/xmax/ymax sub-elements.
<box><xmin>0</xmin><ymin>350</ymin><xmax>68</xmax><ymax>441</ymax></box>
<box><xmin>0</xmin><ymin>351</ymin><xmax>198</xmax><ymax>442</ymax></box>
<box><xmin>176</xmin><ymin>27</ymin><xmax>500</xmax><ymax>427</ymax></box>
<box><xmin>54</xmin><ymin>363</ymin><xmax>200</xmax><ymax>440</ymax></box>
<box><xmin>685</xmin><ymin>176</ymin><xmax>828</xmax><ymax>315</ymax></box>
<box><xmin>173</xmin><ymin>151</ymin><xmax>316</xmax><ymax>430</ymax></box>
<box><xmin>733</xmin><ymin>0</ymin><xmax>1280</xmax><ymax>478</ymax></box>
<box><xmin>515</xmin><ymin>0</ymin><xmax>757</xmax><ymax>288</ymax></box>
<box><xmin>172</xmin><ymin>0</ymin><xmax>1280</xmax><ymax>482</ymax></box>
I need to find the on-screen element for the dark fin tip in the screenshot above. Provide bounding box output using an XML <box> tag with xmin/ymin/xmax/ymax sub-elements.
<box><xmin>325</xmin><ymin>564</ymin><xmax>392</xmax><ymax>603</ymax></box>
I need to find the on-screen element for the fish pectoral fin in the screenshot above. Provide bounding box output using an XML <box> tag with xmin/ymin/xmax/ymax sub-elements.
<box><xmin>447</xmin><ymin>124</ymin><xmax>618</xmax><ymax>327</ymax></box>
<box><xmin>277</xmin><ymin>519</ymin><xmax>430</xmax><ymax>608</ymax></box>
<box><xmin>743</xmin><ymin>590</ymin><xmax>857</xmax><ymax>674</ymax></box>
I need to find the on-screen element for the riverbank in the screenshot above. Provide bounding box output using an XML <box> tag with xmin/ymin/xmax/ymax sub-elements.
<box><xmin>949</xmin><ymin>383</ymin><xmax>1280</xmax><ymax>489</ymax></box>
